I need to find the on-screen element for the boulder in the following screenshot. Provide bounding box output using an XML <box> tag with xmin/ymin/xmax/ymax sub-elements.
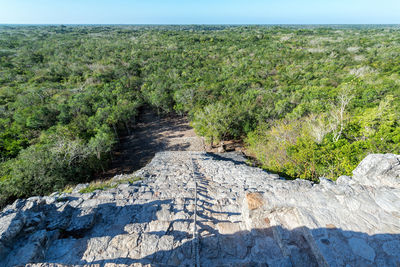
<box><xmin>72</xmin><ymin>183</ymin><xmax>89</xmax><ymax>193</ymax></box>
<box><xmin>217</xmin><ymin>142</ymin><xmax>226</xmax><ymax>153</ymax></box>
<box><xmin>352</xmin><ymin>154</ymin><xmax>400</xmax><ymax>188</ymax></box>
<box><xmin>0</xmin><ymin>212</ymin><xmax>26</xmax><ymax>244</ymax></box>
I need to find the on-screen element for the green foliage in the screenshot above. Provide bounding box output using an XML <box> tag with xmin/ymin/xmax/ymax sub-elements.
<box><xmin>78</xmin><ymin>176</ymin><xmax>142</xmax><ymax>194</ymax></box>
<box><xmin>88</xmin><ymin>125</ymin><xmax>116</xmax><ymax>160</ymax></box>
<box><xmin>1</xmin><ymin>25</ymin><xmax>400</xmax><ymax>206</ymax></box>
<box><xmin>0</xmin><ymin>26</ymin><xmax>144</xmax><ymax>207</ymax></box>
<box><xmin>78</xmin><ymin>180</ymin><xmax>117</xmax><ymax>194</ymax></box>
<box><xmin>247</xmin><ymin>94</ymin><xmax>400</xmax><ymax>180</ymax></box>
<box><xmin>191</xmin><ymin>102</ymin><xmax>236</xmax><ymax>143</ymax></box>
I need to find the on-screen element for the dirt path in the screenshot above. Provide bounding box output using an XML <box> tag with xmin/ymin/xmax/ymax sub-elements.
<box><xmin>98</xmin><ymin>108</ymin><xmax>205</xmax><ymax>179</ymax></box>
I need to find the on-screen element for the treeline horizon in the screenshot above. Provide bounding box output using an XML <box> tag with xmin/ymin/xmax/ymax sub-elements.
<box><xmin>2</xmin><ymin>24</ymin><xmax>400</xmax><ymax>26</ymax></box>
<box><xmin>0</xmin><ymin>25</ymin><xmax>399</xmax><ymax>207</ymax></box>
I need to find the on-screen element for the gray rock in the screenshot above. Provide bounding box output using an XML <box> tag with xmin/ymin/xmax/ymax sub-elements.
<box><xmin>46</xmin><ymin>204</ymin><xmax>74</xmax><ymax>230</ymax></box>
<box><xmin>3</xmin><ymin>199</ymin><xmax>26</xmax><ymax>213</ymax></box>
<box><xmin>0</xmin><ymin>151</ymin><xmax>399</xmax><ymax>266</ymax></box>
<box><xmin>352</xmin><ymin>154</ymin><xmax>400</xmax><ymax>188</ymax></box>
<box><xmin>374</xmin><ymin>190</ymin><xmax>400</xmax><ymax>213</ymax></box>
<box><xmin>22</xmin><ymin>197</ymin><xmax>46</xmax><ymax>212</ymax></box>
<box><xmin>5</xmin><ymin>229</ymin><xmax>49</xmax><ymax>266</ymax></box>
<box><xmin>382</xmin><ymin>240</ymin><xmax>400</xmax><ymax>256</ymax></box>
<box><xmin>140</xmin><ymin>233</ymin><xmax>160</xmax><ymax>259</ymax></box>
<box><xmin>336</xmin><ymin>175</ymin><xmax>353</xmax><ymax>185</ymax></box>
<box><xmin>0</xmin><ymin>212</ymin><xmax>25</xmax><ymax>244</ymax></box>
<box><xmin>72</xmin><ymin>183</ymin><xmax>89</xmax><ymax>193</ymax></box>
<box><xmin>251</xmin><ymin>236</ymin><xmax>283</xmax><ymax>262</ymax></box>
<box><xmin>319</xmin><ymin>177</ymin><xmax>335</xmax><ymax>191</ymax></box>
<box><xmin>348</xmin><ymin>237</ymin><xmax>376</xmax><ymax>262</ymax></box>
<box><xmin>66</xmin><ymin>208</ymin><xmax>97</xmax><ymax>234</ymax></box>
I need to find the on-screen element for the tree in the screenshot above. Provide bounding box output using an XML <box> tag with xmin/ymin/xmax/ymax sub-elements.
<box><xmin>330</xmin><ymin>86</ymin><xmax>354</xmax><ymax>142</ymax></box>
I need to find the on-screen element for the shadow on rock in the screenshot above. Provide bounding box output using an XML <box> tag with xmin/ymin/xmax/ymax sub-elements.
<box><xmin>1</xmin><ymin>194</ymin><xmax>399</xmax><ymax>266</ymax></box>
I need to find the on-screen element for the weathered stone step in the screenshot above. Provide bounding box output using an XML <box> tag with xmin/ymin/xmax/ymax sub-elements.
<box><xmin>1</xmin><ymin>152</ymin><xmax>400</xmax><ymax>266</ymax></box>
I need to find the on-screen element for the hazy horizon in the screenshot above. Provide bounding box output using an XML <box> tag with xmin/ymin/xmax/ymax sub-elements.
<box><xmin>1</xmin><ymin>0</ymin><xmax>400</xmax><ymax>25</ymax></box>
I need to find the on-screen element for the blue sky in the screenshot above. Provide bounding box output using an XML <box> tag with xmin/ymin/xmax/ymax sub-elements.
<box><xmin>0</xmin><ymin>0</ymin><xmax>399</xmax><ymax>24</ymax></box>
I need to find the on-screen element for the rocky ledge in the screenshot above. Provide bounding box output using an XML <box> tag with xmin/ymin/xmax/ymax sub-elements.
<box><xmin>0</xmin><ymin>152</ymin><xmax>399</xmax><ymax>266</ymax></box>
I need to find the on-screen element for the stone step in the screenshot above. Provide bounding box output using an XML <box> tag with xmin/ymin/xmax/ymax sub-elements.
<box><xmin>1</xmin><ymin>151</ymin><xmax>400</xmax><ymax>266</ymax></box>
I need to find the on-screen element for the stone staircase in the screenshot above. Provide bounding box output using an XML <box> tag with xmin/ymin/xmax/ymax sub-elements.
<box><xmin>0</xmin><ymin>151</ymin><xmax>399</xmax><ymax>266</ymax></box>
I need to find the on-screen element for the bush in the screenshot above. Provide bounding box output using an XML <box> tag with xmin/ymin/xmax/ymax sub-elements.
<box><xmin>191</xmin><ymin>102</ymin><xmax>237</xmax><ymax>145</ymax></box>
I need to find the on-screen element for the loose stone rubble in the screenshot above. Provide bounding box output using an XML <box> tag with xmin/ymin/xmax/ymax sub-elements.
<box><xmin>0</xmin><ymin>152</ymin><xmax>399</xmax><ymax>266</ymax></box>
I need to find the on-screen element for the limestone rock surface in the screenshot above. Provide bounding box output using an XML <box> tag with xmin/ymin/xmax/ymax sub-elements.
<box><xmin>0</xmin><ymin>152</ymin><xmax>399</xmax><ymax>266</ymax></box>
<box><xmin>352</xmin><ymin>153</ymin><xmax>400</xmax><ymax>188</ymax></box>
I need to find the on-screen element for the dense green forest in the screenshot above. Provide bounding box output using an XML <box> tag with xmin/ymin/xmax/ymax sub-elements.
<box><xmin>1</xmin><ymin>25</ymin><xmax>399</xmax><ymax>207</ymax></box>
